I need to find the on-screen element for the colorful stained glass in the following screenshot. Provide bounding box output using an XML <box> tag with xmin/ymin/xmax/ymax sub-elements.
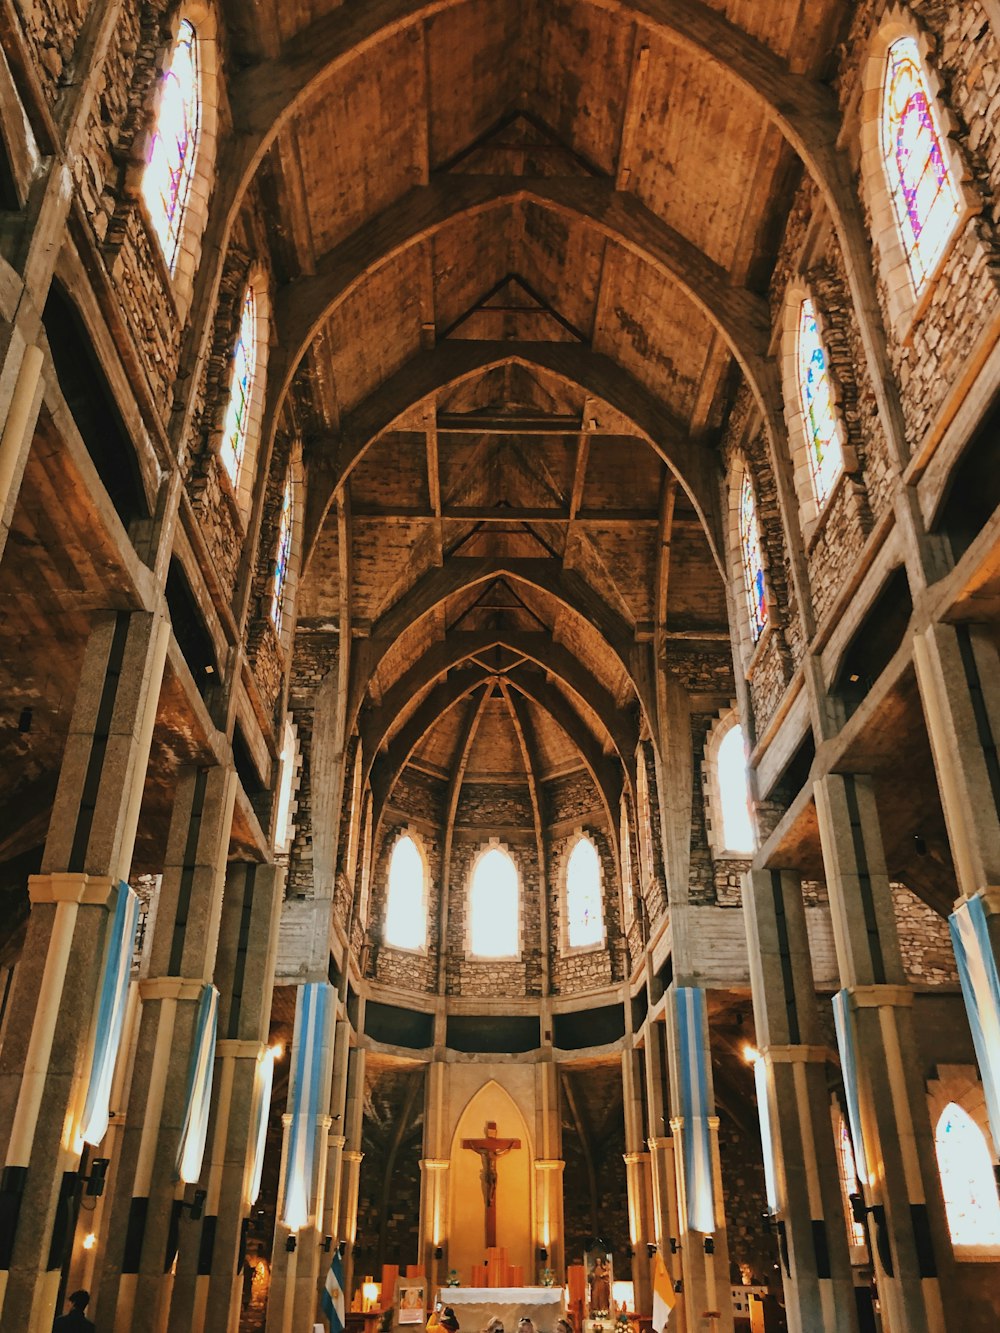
<box><xmin>141</xmin><ymin>19</ymin><xmax>200</xmax><ymax>273</ymax></box>
<box><xmin>739</xmin><ymin>473</ymin><xmax>767</xmax><ymax>641</ymax></box>
<box><xmin>270</xmin><ymin>472</ymin><xmax>293</xmax><ymax>631</ymax></box>
<box><xmin>935</xmin><ymin>1103</ymin><xmax>1000</xmax><ymax>1248</ymax></box>
<box><xmin>220</xmin><ymin>286</ymin><xmax>257</xmax><ymax>485</ymax></box>
<box><xmin>797</xmin><ymin>298</ymin><xmax>843</xmax><ymax>506</ymax></box>
<box><xmin>566</xmin><ymin>835</ymin><xmax>603</xmax><ymax>949</ymax></box>
<box><xmin>882</xmin><ymin>37</ymin><xmax>962</xmax><ymax>291</ymax></box>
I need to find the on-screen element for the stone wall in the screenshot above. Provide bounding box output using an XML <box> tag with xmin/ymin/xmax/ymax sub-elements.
<box><xmin>891</xmin><ymin>880</ymin><xmax>959</xmax><ymax>986</ymax></box>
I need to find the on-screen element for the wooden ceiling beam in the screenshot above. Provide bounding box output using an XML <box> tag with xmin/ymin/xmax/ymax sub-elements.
<box><xmin>351</xmin><ymin>504</ymin><xmax>660</xmax><ymax>523</ymax></box>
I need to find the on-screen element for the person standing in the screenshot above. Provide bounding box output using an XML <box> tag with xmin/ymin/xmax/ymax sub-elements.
<box><xmin>53</xmin><ymin>1289</ymin><xmax>96</xmax><ymax>1331</ymax></box>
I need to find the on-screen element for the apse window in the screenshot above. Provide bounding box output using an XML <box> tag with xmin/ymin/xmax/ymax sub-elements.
<box><xmin>716</xmin><ymin>723</ymin><xmax>754</xmax><ymax>855</ymax></box>
<box><xmin>881</xmin><ymin>36</ymin><xmax>962</xmax><ymax>294</ymax></box>
<box><xmin>384</xmin><ymin>834</ymin><xmax>427</xmax><ymax>951</ymax></box>
<box><xmin>566</xmin><ymin>835</ymin><xmax>604</xmax><ymax>950</ymax></box>
<box><xmin>469</xmin><ymin>845</ymin><xmax>520</xmax><ymax>958</ymax></box>
<box><xmin>220</xmin><ymin>285</ymin><xmax>258</xmax><ymax>487</ymax></box>
<box><xmin>934</xmin><ymin>1102</ymin><xmax>1000</xmax><ymax>1253</ymax></box>
<box><xmin>141</xmin><ymin>19</ymin><xmax>200</xmax><ymax>274</ymax></box>
<box><xmin>797</xmin><ymin>299</ymin><xmax>844</xmax><ymax>507</ymax></box>
<box><xmin>270</xmin><ymin>472</ymin><xmax>293</xmax><ymax>633</ymax></box>
<box><xmin>739</xmin><ymin>473</ymin><xmax>767</xmax><ymax>642</ymax></box>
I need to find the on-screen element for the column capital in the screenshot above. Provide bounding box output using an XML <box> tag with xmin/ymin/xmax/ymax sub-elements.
<box><xmin>971</xmin><ymin>885</ymin><xmax>1000</xmax><ymax>916</ymax></box>
<box><xmin>343</xmin><ymin>1149</ymin><xmax>364</xmax><ymax>1164</ymax></box>
<box><xmin>763</xmin><ymin>1044</ymin><xmax>833</xmax><ymax>1064</ymax></box>
<box><xmin>420</xmin><ymin>1158</ymin><xmax>450</xmax><ymax>1172</ymax></box>
<box><xmin>847</xmin><ymin>984</ymin><xmax>914</xmax><ymax>1009</ymax></box>
<box><xmin>215</xmin><ymin>1039</ymin><xmax>262</xmax><ymax>1058</ymax></box>
<box><xmin>328</xmin><ymin>1134</ymin><xmax>347</xmax><ymax>1150</ymax></box>
<box><xmin>138</xmin><ymin>976</ymin><xmax>207</xmax><ymax>1002</ymax></box>
<box><xmin>668</xmin><ymin>1117</ymin><xmax>683</xmax><ymax>1134</ymax></box>
<box><xmin>647</xmin><ymin>1136</ymin><xmax>673</xmax><ymax>1151</ymax></box>
<box><xmin>28</xmin><ymin>872</ymin><xmax>116</xmax><ymax>905</ymax></box>
<box><xmin>534</xmin><ymin>1159</ymin><xmax>565</xmax><ymax>1172</ymax></box>
<box><xmin>623</xmin><ymin>1152</ymin><xmax>650</xmax><ymax>1166</ymax></box>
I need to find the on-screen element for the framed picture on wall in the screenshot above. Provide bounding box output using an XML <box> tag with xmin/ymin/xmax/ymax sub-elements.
<box><xmin>398</xmin><ymin>1282</ymin><xmax>426</xmax><ymax>1325</ymax></box>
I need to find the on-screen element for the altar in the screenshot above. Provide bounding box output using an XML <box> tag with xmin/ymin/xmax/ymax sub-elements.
<box><xmin>437</xmin><ymin>1286</ymin><xmax>565</xmax><ymax>1333</ymax></box>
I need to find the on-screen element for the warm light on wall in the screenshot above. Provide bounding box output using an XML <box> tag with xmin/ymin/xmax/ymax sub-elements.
<box><xmin>82</xmin><ymin>1233</ymin><xmax>97</xmax><ymax>1251</ymax></box>
<box><xmin>362</xmin><ymin>1279</ymin><xmax>381</xmax><ymax>1311</ymax></box>
<box><xmin>742</xmin><ymin>1044</ymin><xmax>760</xmax><ymax>1065</ymax></box>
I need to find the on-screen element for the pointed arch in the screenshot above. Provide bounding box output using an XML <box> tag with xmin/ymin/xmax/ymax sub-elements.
<box><xmin>384</xmin><ymin>830</ymin><xmax>429</xmax><ymax>952</ymax></box>
<box><xmin>935</xmin><ymin>1101</ymin><xmax>1000</xmax><ymax>1253</ymax></box>
<box><xmin>468</xmin><ymin>843</ymin><xmax>521</xmax><ymax>960</ymax></box>
<box><xmin>220</xmin><ymin>270</ymin><xmax>271</xmax><ymax>517</ymax></box>
<box><xmin>564</xmin><ymin>833</ymin><xmax>605</xmax><ymax>952</ymax></box>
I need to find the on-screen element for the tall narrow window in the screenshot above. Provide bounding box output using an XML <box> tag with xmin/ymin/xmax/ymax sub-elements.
<box><xmin>837</xmin><ymin>1116</ymin><xmax>867</xmax><ymax>1249</ymax></box>
<box><xmin>716</xmin><ymin>723</ymin><xmax>754</xmax><ymax>854</ymax></box>
<box><xmin>797</xmin><ymin>299</ymin><xmax>843</xmax><ymax>506</ymax></box>
<box><xmin>384</xmin><ymin>835</ymin><xmax>427</xmax><ymax>951</ymax></box>
<box><xmin>882</xmin><ymin>37</ymin><xmax>962</xmax><ymax>293</ymax></box>
<box><xmin>566</xmin><ymin>835</ymin><xmax>604</xmax><ymax>949</ymax></box>
<box><xmin>221</xmin><ymin>286</ymin><xmax>258</xmax><ymax>486</ymax></box>
<box><xmin>141</xmin><ymin>19</ymin><xmax>201</xmax><ymax>273</ymax></box>
<box><xmin>469</xmin><ymin>846</ymin><xmax>519</xmax><ymax>958</ymax></box>
<box><xmin>620</xmin><ymin>803</ymin><xmax>634</xmax><ymax>928</ymax></box>
<box><xmin>270</xmin><ymin>472</ymin><xmax>293</xmax><ymax>633</ymax></box>
<box><xmin>935</xmin><ymin>1103</ymin><xmax>1000</xmax><ymax>1249</ymax></box>
<box><xmin>739</xmin><ymin>473</ymin><xmax>767</xmax><ymax>641</ymax></box>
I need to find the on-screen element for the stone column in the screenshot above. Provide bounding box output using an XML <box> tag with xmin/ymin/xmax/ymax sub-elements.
<box><xmin>321</xmin><ymin>1018</ymin><xmax>353</xmax><ymax>1249</ymax></box>
<box><xmin>0</xmin><ymin>609</ymin><xmax>169</xmax><ymax>1332</ymax></box>
<box><xmin>420</xmin><ymin>1060</ymin><xmax>449</xmax><ymax>1284</ymax></box>
<box><xmin>339</xmin><ymin>1045</ymin><xmax>367</xmax><ymax>1304</ymax></box>
<box><xmin>664</xmin><ymin>988</ymin><xmax>734</xmax><ymax>1333</ymax></box>
<box><xmin>914</xmin><ymin>622</ymin><xmax>1000</xmax><ymax>945</ymax></box>
<box><xmin>643</xmin><ymin>1020</ymin><xmax>684</xmax><ymax>1329</ymax></box>
<box><xmin>165</xmin><ymin>860</ymin><xmax>285</xmax><ymax>1333</ymax></box>
<box><xmin>534</xmin><ymin>1059</ymin><xmax>564</xmax><ymax>1283</ymax></box>
<box><xmin>622</xmin><ymin>1046</ymin><xmax>653</xmax><ymax>1313</ymax></box>
<box><xmin>814</xmin><ymin>774</ymin><xmax>951</xmax><ymax>1333</ymax></box>
<box><xmin>96</xmin><ymin>763</ymin><xmax>237</xmax><ymax>1333</ymax></box>
<box><xmin>743</xmin><ymin>868</ymin><xmax>859</xmax><ymax>1333</ymax></box>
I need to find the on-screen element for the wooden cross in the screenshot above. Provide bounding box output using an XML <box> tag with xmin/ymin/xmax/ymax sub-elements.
<box><xmin>461</xmin><ymin>1121</ymin><xmax>521</xmax><ymax>1248</ymax></box>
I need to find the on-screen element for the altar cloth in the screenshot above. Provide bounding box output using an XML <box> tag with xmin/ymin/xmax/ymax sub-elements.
<box><xmin>436</xmin><ymin>1286</ymin><xmax>564</xmax><ymax>1333</ymax></box>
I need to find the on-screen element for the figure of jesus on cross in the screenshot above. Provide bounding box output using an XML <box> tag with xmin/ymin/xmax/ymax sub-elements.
<box><xmin>462</xmin><ymin>1121</ymin><xmax>521</xmax><ymax>1248</ymax></box>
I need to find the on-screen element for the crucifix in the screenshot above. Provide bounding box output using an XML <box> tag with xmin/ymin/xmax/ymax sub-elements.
<box><xmin>461</xmin><ymin>1121</ymin><xmax>522</xmax><ymax>1248</ymax></box>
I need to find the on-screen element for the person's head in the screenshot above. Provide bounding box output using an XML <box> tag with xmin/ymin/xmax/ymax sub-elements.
<box><xmin>556</xmin><ymin>1319</ymin><xmax>573</xmax><ymax>1333</ymax></box>
<box><xmin>484</xmin><ymin>1319</ymin><xmax>504</xmax><ymax>1333</ymax></box>
<box><xmin>517</xmin><ymin>1319</ymin><xmax>534</xmax><ymax>1333</ymax></box>
<box><xmin>68</xmin><ymin>1291</ymin><xmax>90</xmax><ymax>1311</ymax></box>
<box><xmin>441</xmin><ymin>1310</ymin><xmax>460</xmax><ymax>1332</ymax></box>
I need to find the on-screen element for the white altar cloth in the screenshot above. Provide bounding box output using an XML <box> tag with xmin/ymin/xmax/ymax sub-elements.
<box><xmin>437</xmin><ymin>1286</ymin><xmax>564</xmax><ymax>1333</ymax></box>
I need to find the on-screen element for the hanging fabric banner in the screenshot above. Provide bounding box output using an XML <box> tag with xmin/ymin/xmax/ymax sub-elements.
<box><xmin>176</xmin><ymin>984</ymin><xmax>219</xmax><ymax>1184</ymax></box>
<box><xmin>79</xmin><ymin>881</ymin><xmax>140</xmax><ymax>1147</ymax></box>
<box><xmin>832</xmin><ymin>990</ymin><xmax>868</xmax><ymax>1185</ymax></box>
<box><xmin>246</xmin><ymin>1044</ymin><xmax>278</xmax><ymax>1206</ymax></box>
<box><xmin>281</xmin><ymin>982</ymin><xmax>335</xmax><ymax>1230</ymax></box>
<box><xmin>950</xmin><ymin>895</ymin><xmax>1000</xmax><ymax>1156</ymax></box>
<box><xmin>750</xmin><ymin>1053</ymin><xmax>780</xmax><ymax>1214</ymax></box>
<box><xmin>674</xmin><ymin>986</ymin><xmax>716</xmax><ymax>1234</ymax></box>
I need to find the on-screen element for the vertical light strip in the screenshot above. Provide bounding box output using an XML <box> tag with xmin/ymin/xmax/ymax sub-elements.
<box><xmin>79</xmin><ymin>881</ymin><xmax>140</xmax><ymax>1147</ymax></box>
<box><xmin>832</xmin><ymin>990</ymin><xmax>868</xmax><ymax>1185</ymax></box>
<box><xmin>950</xmin><ymin>897</ymin><xmax>1000</xmax><ymax>1156</ymax></box>
<box><xmin>176</xmin><ymin>985</ymin><xmax>219</xmax><ymax>1184</ymax></box>
<box><xmin>751</xmin><ymin>1055</ymin><xmax>780</xmax><ymax>1214</ymax></box>
<box><xmin>246</xmin><ymin>1045</ymin><xmax>277</xmax><ymax>1207</ymax></box>
<box><xmin>675</xmin><ymin>986</ymin><xmax>715</xmax><ymax>1233</ymax></box>
<box><xmin>282</xmin><ymin>982</ymin><xmax>333</xmax><ymax>1230</ymax></box>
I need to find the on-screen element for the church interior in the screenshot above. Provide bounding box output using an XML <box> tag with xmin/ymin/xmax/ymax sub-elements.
<box><xmin>1</xmin><ymin>0</ymin><xmax>1000</xmax><ymax>1330</ymax></box>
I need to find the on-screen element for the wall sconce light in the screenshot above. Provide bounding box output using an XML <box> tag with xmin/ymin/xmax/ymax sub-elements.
<box><xmin>434</xmin><ymin>1246</ymin><xmax>444</xmax><ymax>1260</ymax></box>
<box><xmin>285</xmin><ymin>1234</ymin><xmax>297</xmax><ymax>1253</ymax></box>
<box><xmin>704</xmin><ymin>1237</ymin><xmax>715</xmax><ymax>1255</ymax></box>
<box><xmin>81</xmin><ymin>1158</ymin><xmax>110</xmax><ymax>1198</ymax></box>
<box><xmin>672</xmin><ymin>1280</ymin><xmax>683</xmax><ymax>1294</ymax></box>
<box><xmin>538</xmin><ymin>1247</ymin><xmax>548</xmax><ymax>1262</ymax></box>
<box><xmin>668</xmin><ymin>1237</ymin><xmax>678</xmax><ymax>1254</ymax></box>
<box><xmin>646</xmin><ymin>1243</ymin><xmax>657</xmax><ymax>1259</ymax></box>
<box><xmin>323</xmin><ymin>1236</ymin><xmax>333</xmax><ymax>1253</ymax></box>
<box><xmin>625</xmin><ymin>1245</ymin><xmax>634</xmax><ymax>1259</ymax></box>
<box><xmin>177</xmin><ymin>1188</ymin><xmax>207</xmax><ymax>1221</ymax></box>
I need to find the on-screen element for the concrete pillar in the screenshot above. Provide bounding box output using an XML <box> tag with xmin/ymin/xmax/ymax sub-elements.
<box><xmin>914</xmin><ymin>621</ymin><xmax>1000</xmax><ymax>947</ymax></box>
<box><xmin>622</xmin><ymin>1046</ymin><xmax>653</xmax><ymax>1313</ymax></box>
<box><xmin>663</xmin><ymin>988</ymin><xmax>734</xmax><ymax>1333</ymax></box>
<box><xmin>0</xmin><ymin>609</ymin><xmax>169</xmax><ymax>1332</ymax></box>
<box><xmin>743</xmin><ymin>868</ymin><xmax>858</xmax><ymax>1333</ymax></box>
<box><xmin>163</xmin><ymin>860</ymin><xmax>285</xmax><ymax>1333</ymax></box>
<box><xmin>534</xmin><ymin>1059</ymin><xmax>564</xmax><ymax>1284</ymax></box>
<box><xmin>814</xmin><ymin>773</ymin><xmax>951</xmax><ymax>1333</ymax></box>
<box><xmin>96</xmin><ymin>763</ymin><xmax>237</xmax><ymax>1333</ymax></box>
<box><xmin>420</xmin><ymin>1060</ymin><xmax>449</xmax><ymax>1285</ymax></box>
<box><xmin>643</xmin><ymin>1020</ymin><xmax>684</xmax><ymax>1329</ymax></box>
<box><xmin>321</xmin><ymin>1018</ymin><xmax>352</xmax><ymax>1248</ymax></box>
<box><xmin>339</xmin><ymin>1045</ymin><xmax>367</xmax><ymax>1303</ymax></box>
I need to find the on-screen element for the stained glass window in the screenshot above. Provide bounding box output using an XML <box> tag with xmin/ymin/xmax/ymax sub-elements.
<box><xmin>470</xmin><ymin>846</ymin><xmax>519</xmax><ymax>957</ymax></box>
<box><xmin>220</xmin><ymin>286</ymin><xmax>258</xmax><ymax>486</ymax></box>
<box><xmin>935</xmin><ymin>1103</ymin><xmax>1000</xmax><ymax>1248</ymax></box>
<box><xmin>620</xmin><ymin>804</ymin><xmax>634</xmax><ymax>927</ymax></box>
<box><xmin>385</xmin><ymin>835</ymin><xmax>427</xmax><ymax>950</ymax></box>
<box><xmin>141</xmin><ymin>19</ymin><xmax>200</xmax><ymax>273</ymax></box>
<box><xmin>739</xmin><ymin>473</ymin><xmax>767</xmax><ymax>641</ymax></box>
<box><xmin>270</xmin><ymin>473</ymin><xmax>293</xmax><ymax>632</ymax></box>
<box><xmin>882</xmin><ymin>37</ymin><xmax>962</xmax><ymax>292</ymax></box>
<box><xmin>797</xmin><ymin>299</ymin><xmax>843</xmax><ymax>506</ymax></box>
<box><xmin>837</xmin><ymin>1116</ymin><xmax>867</xmax><ymax>1249</ymax></box>
<box><xmin>566</xmin><ymin>835</ymin><xmax>603</xmax><ymax>949</ymax></box>
<box><xmin>717</xmin><ymin>724</ymin><xmax>754</xmax><ymax>854</ymax></box>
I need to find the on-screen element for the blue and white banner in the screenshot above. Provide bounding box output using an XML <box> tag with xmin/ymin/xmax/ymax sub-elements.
<box><xmin>246</xmin><ymin>1044</ymin><xmax>277</xmax><ymax>1206</ymax></box>
<box><xmin>832</xmin><ymin>990</ymin><xmax>868</xmax><ymax>1185</ymax></box>
<box><xmin>950</xmin><ymin>896</ymin><xmax>1000</xmax><ymax>1156</ymax></box>
<box><xmin>320</xmin><ymin>1246</ymin><xmax>346</xmax><ymax>1333</ymax></box>
<box><xmin>79</xmin><ymin>881</ymin><xmax>140</xmax><ymax>1147</ymax></box>
<box><xmin>176</xmin><ymin>984</ymin><xmax>219</xmax><ymax>1184</ymax></box>
<box><xmin>751</xmin><ymin>1054</ymin><xmax>780</xmax><ymax>1214</ymax></box>
<box><xmin>281</xmin><ymin>982</ymin><xmax>335</xmax><ymax>1231</ymax></box>
<box><xmin>674</xmin><ymin>986</ymin><xmax>716</xmax><ymax>1234</ymax></box>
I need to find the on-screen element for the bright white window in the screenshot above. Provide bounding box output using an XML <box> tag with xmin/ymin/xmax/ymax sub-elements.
<box><xmin>141</xmin><ymin>18</ymin><xmax>200</xmax><ymax>273</ymax></box>
<box><xmin>385</xmin><ymin>835</ymin><xmax>427</xmax><ymax>951</ymax></box>
<box><xmin>566</xmin><ymin>835</ymin><xmax>604</xmax><ymax>949</ymax></box>
<box><xmin>270</xmin><ymin>471</ymin><xmax>293</xmax><ymax>633</ymax></box>
<box><xmin>220</xmin><ymin>285</ymin><xmax>258</xmax><ymax>487</ymax></box>
<box><xmin>717</xmin><ymin>724</ymin><xmax>754</xmax><ymax>854</ymax></box>
<box><xmin>935</xmin><ymin>1102</ymin><xmax>1000</xmax><ymax>1250</ymax></box>
<box><xmin>620</xmin><ymin>803</ymin><xmax>634</xmax><ymax>928</ymax></box>
<box><xmin>469</xmin><ymin>846</ymin><xmax>519</xmax><ymax>958</ymax></box>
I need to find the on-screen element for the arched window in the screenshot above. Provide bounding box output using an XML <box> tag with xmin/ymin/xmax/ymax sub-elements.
<box><xmin>384</xmin><ymin>835</ymin><xmax>427</xmax><ymax>951</ymax></box>
<box><xmin>141</xmin><ymin>19</ymin><xmax>201</xmax><ymax>273</ymax></box>
<box><xmin>220</xmin><ymin>285</ymin><xmax>258</xmax><ymax>487</ymax></box>
<box><xmin>837</xmin><ymin>1115</ymin><xmax>867</xmax><ymax>1249</ymax></box>
<box><xmin>796</xmin><ymin>299</ymin><xmax>844</xmax><ymax>506</ymax></box>
<box><xmin>935</xmin><ymin>1102</ymin><xmax>1000</xmax><ymax>1249</ymax></box>
<box><xmin>739</xmin><ymin>473</ymin><xmax>767</xmax><ymax>641</ymax></box>
<box><xmin>620</xmin><ymin>802</ymin><xmax>634</xmax><ymax>928</ymax></box>
<box><xmin>881</xmin><ymin>36</ymin><xmax>962</xmax><ymax>293</ymax></box>
<box><xmin>270</xmin><ymin>472</ymin><xmax>293</xmax><ymax>632</ymax></box>
<box><xmin>716</xmin><ymin>723</ymin><xmax>754</xmax><ymax>854</ymax></box>
<box><xmin>469</xmin><ymin>846</ymin><xmax>519</xmax><ymax>958</ymax></box>
<box><xmin>566</xmin><ymin>835</ymin><xmax>604</xmax><ymax>950</ymax></box>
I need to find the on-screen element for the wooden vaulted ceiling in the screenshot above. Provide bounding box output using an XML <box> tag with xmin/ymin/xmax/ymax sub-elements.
<box><xmin>239</xmin><ymin>0</ymin><xmax>852</xmax><ymax>808</ymax></box>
